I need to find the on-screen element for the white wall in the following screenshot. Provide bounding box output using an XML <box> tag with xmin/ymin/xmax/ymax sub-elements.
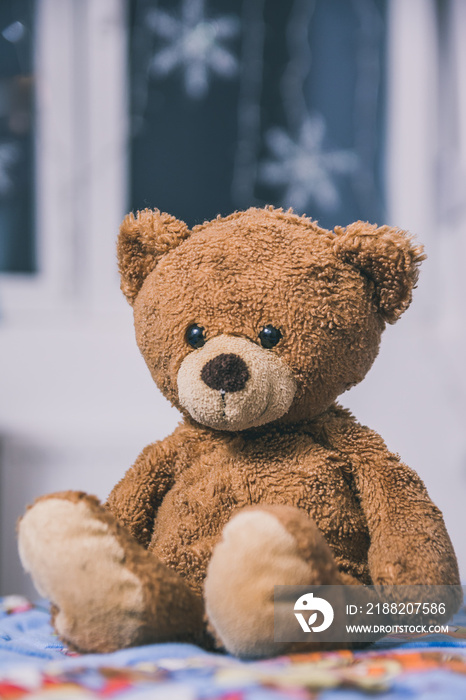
<box><xmin>0</xmin><ymin>312</ymin><xmax>181</xmax><ymax>598</ymax></box>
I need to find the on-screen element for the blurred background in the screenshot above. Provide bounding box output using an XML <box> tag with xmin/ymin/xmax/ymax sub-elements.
<box><xmin>0</xmin><ymin>0</ymin><xmax>465</xmax><ymax>597</ymax></box>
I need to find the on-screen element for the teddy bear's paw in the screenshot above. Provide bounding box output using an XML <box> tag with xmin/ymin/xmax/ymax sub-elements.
<box><xmin>19</xmin><ymin>491</ymin><xmax>206</xmax><ymax>652</ymax></box>
<box><xmin>204</xmin><ymin>505</ymin><xmax>340</xmax><ymax>658</ymax></box>
<box><xmin>18</xmin><ymin>491</ymin><xmax>148</xmax><ymax>652</ymax></box>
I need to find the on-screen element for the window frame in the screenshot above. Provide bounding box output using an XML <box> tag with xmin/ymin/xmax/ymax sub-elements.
<box><xmin>0</xmin><ymin>0</ymin><xmax>129</xmax><ymax>320</ymax></box>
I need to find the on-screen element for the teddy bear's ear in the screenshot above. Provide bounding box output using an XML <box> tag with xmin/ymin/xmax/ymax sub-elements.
<box><xmin>333</xmin><ymin>221</ymin><xmax>425</xmax><ymax>323</ymax></box>
<box><xmin>117</xmin><ymin>209</ymin><xmax>190</xmax><ymax>305</ymax></box>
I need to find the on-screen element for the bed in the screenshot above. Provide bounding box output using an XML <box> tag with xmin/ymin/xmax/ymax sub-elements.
<box><xmin>1</xmin><ymin>595</ymin><xmax>466</xmax><ymax>699</ymax></box>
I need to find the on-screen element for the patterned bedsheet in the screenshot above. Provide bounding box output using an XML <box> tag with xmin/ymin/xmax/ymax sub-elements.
<box><xmin>1</xmin><ymin>596</ymin><xmax>466</xmax><ymax>699</ymax></box>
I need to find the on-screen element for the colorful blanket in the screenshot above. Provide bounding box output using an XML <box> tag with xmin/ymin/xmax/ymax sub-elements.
<box><xmin>1</xmin><ymin>596</ymin><xmax>466</xmax><ymax>699</ymax></box>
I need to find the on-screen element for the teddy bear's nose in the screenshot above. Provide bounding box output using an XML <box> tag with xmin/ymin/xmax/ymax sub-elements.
<box><xmin>201</xmin><ymin>353</ymin><xmax>250</xmax><ymax>393</ymax></box>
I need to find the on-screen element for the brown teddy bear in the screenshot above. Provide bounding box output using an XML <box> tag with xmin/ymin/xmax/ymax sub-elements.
<box><xmin>18</xmin><ymin>206</ymin><xmax>460</xmax><ymax>658</ymax></box>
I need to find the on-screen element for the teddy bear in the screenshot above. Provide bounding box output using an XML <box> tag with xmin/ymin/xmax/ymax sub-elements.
<box><xmin>18</xmin><ymin>206</ymin><xmax>460</xmax><ymax>658</ymax></box>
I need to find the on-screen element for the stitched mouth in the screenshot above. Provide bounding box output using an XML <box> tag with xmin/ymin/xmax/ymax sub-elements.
<box><xmin>220</xmin><ymin>389</ymin><xmax>226</xmax><ymax>419</ymax></box>
<box><xmin>218</xmin><ymin>389</ymin><xmax>269</xmax><ymax>425</ymax></box>
<box><xmin>256</xmin><ymin>400</ymin><xmax>270</xmax><ymax>421</ymax></box>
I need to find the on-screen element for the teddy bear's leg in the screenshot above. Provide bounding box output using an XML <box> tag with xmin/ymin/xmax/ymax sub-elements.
<box><xmin>204</xmin><ymin>504</ymin><xmax>345</xmax><ymax>658</ymax></box>
<box><xmin>18</xmin><ymin>491</ymin><xmax>204</xmax><ymax>653</ymax></box>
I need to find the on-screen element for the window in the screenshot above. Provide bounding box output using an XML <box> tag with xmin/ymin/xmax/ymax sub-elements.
<box><xmin>0</xmin><ymin>0</ymin><xmax>128</xmax><ymax>318</ymax></box>
<box><xmin>0</xmin><ymin>0</ymin><xmax>35</xmax><ymax>274</ymax></box>
<box><xmin>129</xmin><ymin>0</ymin><xmax>387</xmax><ymax>230</ymax></box>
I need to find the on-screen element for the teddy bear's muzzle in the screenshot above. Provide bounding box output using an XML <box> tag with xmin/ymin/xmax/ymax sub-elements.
<box><xmin>177</xmin><ymin>335</ymin><xmax>297</xmax><ymax>431</ymax></box>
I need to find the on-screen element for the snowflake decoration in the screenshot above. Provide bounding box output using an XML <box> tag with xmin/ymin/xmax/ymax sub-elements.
<box><xmin>146</xmin><ymin>0</ymin><xmax>240</xmax><ymax>99</ymax></box>
<box><xmin>0</xmin><ymin>141</ymin><xmax>20</xmax><ymax>197</ymax></box>
<box><xmin>259</xmin><ymin>114</ymin><xmax>358</xmax><ymax>212</ymax></box>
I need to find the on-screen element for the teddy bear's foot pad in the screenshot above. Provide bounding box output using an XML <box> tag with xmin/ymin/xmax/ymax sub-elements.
<box><xmin>204</xmin><ymin>505</ymin><xmax>341</xmax><ymax>658</ymax></box>
<box><xmin>18</xmin><ymin>492</ymin><xmax>203</xmax><ymax>652</ymax></box>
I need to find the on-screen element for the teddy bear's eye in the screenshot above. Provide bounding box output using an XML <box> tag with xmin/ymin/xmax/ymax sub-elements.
<box><xmin>186</xmin><ymin>323</ymin><xmax>206</xmax><ymax>349</ymax></box>
<box><xmin>258</xmin><ymin>325</ymin><xmax>282</xmax><ymax>349</ymax></box>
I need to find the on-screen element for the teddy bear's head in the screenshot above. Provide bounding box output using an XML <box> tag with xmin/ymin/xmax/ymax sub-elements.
<box><xmin>118</xmin><ymin>207</ymin><xmax>423</xmax><ymax>431</ymax></box>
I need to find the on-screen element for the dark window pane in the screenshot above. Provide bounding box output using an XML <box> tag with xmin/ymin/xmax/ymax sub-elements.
<box><xmin>0</xmin><ymin>0</ymin><xmax>35</xmax><ymax>273</ymax></box>
<box><xmin>130</xmin><ymin>0</ymin><xmax>387</xmax><ymax>230</ymax></box>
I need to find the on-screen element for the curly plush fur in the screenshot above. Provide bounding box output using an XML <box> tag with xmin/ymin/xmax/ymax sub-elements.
<box><xmin>18</xmin><ymin>207</ymin><xmax>460</xmax><ymax>658</ymax></box>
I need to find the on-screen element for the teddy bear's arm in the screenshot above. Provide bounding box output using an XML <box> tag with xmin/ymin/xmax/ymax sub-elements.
<box><xmin>105</xmin><ymin>432</ymin><xmax>181</xmax><ymax>548</ymax></box>
<box><xmin>324</xmin><ymin>406</ymin><xmax>460</xmax><ymax>588</ymax></box>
